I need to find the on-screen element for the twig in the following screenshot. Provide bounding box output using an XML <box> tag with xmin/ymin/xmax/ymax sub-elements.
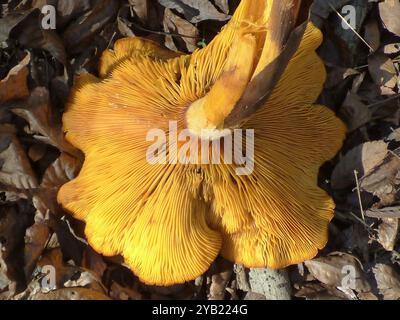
<box><xmin>389</xmin><ymin>150</ymin><xmax>400</xmax><ymax>161</ymax></box>
<box><xmin>61</xmin><ymin>215</ymin><xmax>88</xmax><ymax>245</ymax></box>
<box><xmin>354</xmin><ymin>170</ymin><xmax>365</xmax><ymax>222</ymax></box>
<box><xmin>328</xmin><ymin>3</ymin><xmax>374</xmax><ymax>53</ymax></box>
<box><xmin>107</xmin><ymin>31</ymin><xmax>117</xmax><ymax>49</ymax></box>
<box><xmin>367</xmin><ymin>94</ymin><xmax>400</xmax><ymax>109</ymax></box>
<box><xmin>131</xmin><ymin>22</ymin><xmax>201</xmax><ymax>39</ymax></box>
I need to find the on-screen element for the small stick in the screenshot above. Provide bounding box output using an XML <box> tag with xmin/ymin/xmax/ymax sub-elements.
<box><xmin>354</xmin><ymin>170</ymin><xmax>365</xmax><ymax>221</ymax></box>
<box><xmin>328</xmin><ymin>3</ymin><xmax>374</xmax><ymax>53</ymax></box>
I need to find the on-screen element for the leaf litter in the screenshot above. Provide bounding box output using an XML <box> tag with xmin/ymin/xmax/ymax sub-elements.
<box><xmin>0</xmin><ymin>0</ymin><xmax>400</xmax><ymax>300</ymax></box>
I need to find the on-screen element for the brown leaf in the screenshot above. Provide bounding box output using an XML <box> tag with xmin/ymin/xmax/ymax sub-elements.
<box><xmin>0</xmin><ymin>253</ymin><xmax>15</xmax><ymax>299</ymax></box>
<box><xmin>33</xmin><ymin>152</ymin><xmax>81</xmax><ymax>217</ymax></box>
<box><xmin>158</xmin><ymin>0</ymin><xmax>230</xmax><ymax>24</ymax></box>
<box><xmin>377</xmin><ymin>218</ymin><xmax>399</xmax><ymax>251</ymax></box>
<box><xmin>24</xmin><ymin>222</ymin><xmax>50</xmax><ymax>279</ymax></box>
<box><xmin>0</xmin><ymin>52</ymin><xmax>30</xmax><ymax>104</ymax></box>
<box><xmin>339</xmin><ymin>92</ymin><xmax>372</xmax><ymax>132</ymax></box>
<box><xmin>368</xmin><ymin>53</ymin><xmax>398</xmax><ymax>90</ymax></box>
<box><xmin>295</xmin><ymin>282</ymin><xmax>349</xmax><ymax>300</ymax></box>
<box><xmin>214</xmin><ymin>0</ymin><xmax>230</xmax><ymax>14</ymax></box>
<box><xmin>389</xmin><ymin>128</ymin><xmax>400</xmax><ymax>142</ymax></box>
<box><xmin>62</xmin><ymin>0</ymin><xmax>119</xmax><ymax>54</ymax></box>
<box><xmin>366</xmin><ymin>206</ymin><xmax>400</xmax><ymax>219</ymax></box>
<box><xmin>234</xmin><ymin>264</ymin><xmax>250</xmax><ymax>292</ymax></box>
<box><xmin>117</xmin><ymin>17</ymin><xmax>135</xmax><ymax>38</ymax></box>
<box><xmin>11</xmin><ymin>87</ymin><xmax>78</xmax><ymax>156</ymax></box>
<box><xmin>383</xmin><ymin>43</ymin><xmax>400</xmax><ymax>55</ymax></box>
<box><xmin>0</xmin><ymin>124</ymin><xmax>38</xmax><ymax>190</ymax></box>
<box><xmin>36</xmin><ymin>248</ymin><xmax>66</xmax><ymax>289</ymax></box>
<box><xmin>373</xmin><ymin>264</ymin><xmax>400</xmax><ymax>300</ymax></box>
<box><xmin>379</xmin><ymin>0</ymin><xmax>400</xmax><ymax>37</ymax></box>
<box><xmin>305</xmin><ymin>253</ymin><xmax>371</xmax><ymax>293</ymax></box>
<box><xmin>29</xmin><ymin>287</ymin><xmax>111</xmax><ymax>300</ymax></box>
<box><xmin>34</xmin><ymin>248</ymin><xmax>104</xmax><ymax>294</ymax></box>
<box><xmin>28</xmin><ymin>143</ymin><xmax>47</xmax><ymax>162</ymax></box>
<box><xmin>0</xmin><ymin>204</ymin><xmax>33</xmax><ymax>298</ymax></box>
<box><xmin>163</xmin><ymin>8</ymin><xmax>199</xmax><ymax>52</ymax></box>
<box><xmin>324</xmin><ymin>66</ymin><xmax>359</xmax><ymax>89</ymax></box>
<box><xmin>331</xmin><ymin>141</ymin><xmax>388</xmax><ymax>190</ymax></box>
<box><xmin>31</xmin><ymin>0</ymin><xmax>91</xmax><ymax>31</ymax></box>
<box><xmin>243</xmin><ymin>292</ymin><xmax>267</xmax><ymax>300</ymax></box>
<box><xmin>0</xmin><ymin>9</ymin><xmax>35</xmax><ymax>43</ymax></box>
<box><xmin>206</xmin><ymin>258</ymin><xmax>233</xmax><ymax>300</ymax></box>
<box><xmin>360</xmin><ymin>148</ymin><xmax>400</xmax><ymax>207</ymax></box>
<box><xmin>11</xmin><ymin>10</ymin><xmax>67</xmax><ymax>65</ymax></box>
<box><xmin>63</xmin><ymin>268</ymin><xmax>105</xmax><ymax>293</ymax></box>
<box><xmin>128</xmin><ymin>0</ymin><xmax>149</xmax><ymax>23</ymax></box>
<box><xmin>55</xmin><ymin>0</ymin><xmax>91</xmax><ymax>28</ymax></box>
<box><xmin>110</xmin><ymin>281</ymin><xmax>142</xmax><ymax>300</ymax></box>
<box><xmin>82</xmin><ymin>247</ymin><xmax>107</xmax><ymax>279</ymax></box>
<box><xmin>364</xmin><ymin>18</ymin><xmax>380</xmax><ymax>52</ymax></box>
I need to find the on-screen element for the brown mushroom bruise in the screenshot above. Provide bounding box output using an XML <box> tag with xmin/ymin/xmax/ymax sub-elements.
<box><xmin>58</xmin><ymin>0</ymin><xmax>346</xmax><ymax>285</ymax></box>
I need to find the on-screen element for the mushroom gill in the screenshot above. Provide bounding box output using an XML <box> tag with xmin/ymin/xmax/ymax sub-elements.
<box><xmin>58</xmin><ymin>0</ymin><xmax>346</xmax><ymax>285</ymax></box>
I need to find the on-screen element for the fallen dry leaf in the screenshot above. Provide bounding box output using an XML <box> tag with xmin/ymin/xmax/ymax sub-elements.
<box><xmin>366</xmin><ymin>206</ymin><xmax>400</xmax><ymax>219</ymax></box>
<box><xmin>29</xmin><ymin>287</ymin><xmax>111</xmax><ymax>300</ymax></box>
<box><xmin>234</xmin><ymin>264</ymin><xmax>250</xmax><ymax>292</ymax></box>
<box><xmin>364</xmin><ymin>18</ymin><xmax>381</xmax><ymax>52</ymax></box>
<box><xmin>0</xmin><ymin>0</ymin><xmax>399</xmax><ymax>302</ymax></box>
<box><xmin>23</xmin><ymin>222</ymin><xmax>50</xmax><ymax>280</ymax></box>
<box><xmin>295</xmin><ymin>282</ymin><xmax>349</xmax><ymax>300</ymax></box>
<box><xmin>206</xmin><ymin>258</ymin><xmax>233</xmax><ymax>300</ymax></box>
<box><xmin>0</xmin><ymin>203</ymin><xmax>33</xmax><ymax>298</ymax></box>
<box><xmin>214</xmin><ymin>0</ymin><xmax>230</xmax><ymax>14</ymax></box>
<box><xmin>389</xmin><ymin>128</ymin><xmax>400</xmax><ymax>141</ymax></box>
<box><xmin>305</xmin><ymin>253</ymin><xmax>371</xmax><ymax>293</ymax></box>
<box><xmin>163</xmin><ymin>8</ymin><xmax>199</xmax><ymax>52</ymax></box>
<box><xmin>379</xmin><ymin>0</ymin><xmax>400</xmax><ymax>37</ymax></box>
<box><xmin>0</xmin><ymin>9</ymin><xmax>35</xmax><ymax>43</ymax></box>
<box><xmin>159</xmin><ymin>0</ymin><xmax>231</xmax><ymax>24</ymax></box>
<box><xmin>377</xmin><ymin>218</ymin><xmax>399</xmax><ymax>251</ymax></box>
<box><xmin>128</xmin><ymin>0</ymin><xmax>149</xmax><ymax>23</ymax></box>
<box><xmin>0</xmin><ymin>124</ymin><xmax>38</xmax><ymax>191</ymax></box>
<box><xmin>31</xmin><ymin>0</ymin><xmax>91</xmax><ymax>28</ymax></box>
<box><xmin>0</xmin><ymin>52</ymin><xmax>30</xmax><ymax>104</ymax></box>
<box><xmin>331</xmin><ymin>141</ymin><xmax>388</xmax><ymax>190</ymax></box>
<box><xmin>110</xmin><ymin>281</ymin><xmax>142</xmax><ymax>300</ymax></box>
<box><xmin>339</xmin><ymin>92</ymin><xmax>372</xmax><ymax>132</ymax></box>
<box><xmin>33</xmin><ymin>152</ymin><xmax>81</xmax><ymax>217</ymax></box>
<box><xmin>82</xmin><ymin>247</ymin><xmax>107</xmax><ymax>279</ymax></box>
<box><xmin>63</xmin><ymin>268</ymin><xmax>105</xmax><ymax>293</ymax></box>
<box><xmin>11</xmin><ymin>87</ymin><xmax>78</xmax><ymax>156</ymax></box>
<box><xmin>62</xmin><ymin>0</ymin><xmax>119</xmax><ymax>54</ymax></box>
<box><xmin>361</xmin><ymin>148</ymin><xmax>400</xmax><ymax>207</ymax></box>
<box><xmin>373</xmin><ymin>264</ymin><xmax>400</xmax><ymax>300</ymax></box>
<box><xmin>368</xmin><ymin>53</ymin><xmax>398</xmax><ymax>90</ymax></box>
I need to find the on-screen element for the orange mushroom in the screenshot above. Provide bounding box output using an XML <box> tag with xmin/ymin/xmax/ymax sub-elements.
<box><xmin>58</xmin><ymin>0</ymin><xmax>346</xmax><ymax>285</ymax></box>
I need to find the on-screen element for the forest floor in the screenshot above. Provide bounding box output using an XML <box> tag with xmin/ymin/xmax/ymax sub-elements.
<box><xmin>0</xmin><ymin>0</ymin><xmax>399</xmax><ymax>300</ymax></box>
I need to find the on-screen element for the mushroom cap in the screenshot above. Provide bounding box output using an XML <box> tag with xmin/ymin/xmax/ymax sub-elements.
<box><xmin>58</xmin><ymin>0</ymin><xmax>346</xmax><ymax>285</ymax></box>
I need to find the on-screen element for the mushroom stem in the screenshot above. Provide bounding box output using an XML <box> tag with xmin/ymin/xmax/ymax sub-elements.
<box><xmin>253</xmin><ymin>0</ymin><xmax>302</xmax><ymax>77</ymax></box>
<box><xmin>186</xmin><ymin>0</ymin><xmax>303</xmax><ymax>135</ymax></box>
<box><xmin>186</xmin><ymin>34</ymin><xmax>257</xmax><ymax>137</ymax></box>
